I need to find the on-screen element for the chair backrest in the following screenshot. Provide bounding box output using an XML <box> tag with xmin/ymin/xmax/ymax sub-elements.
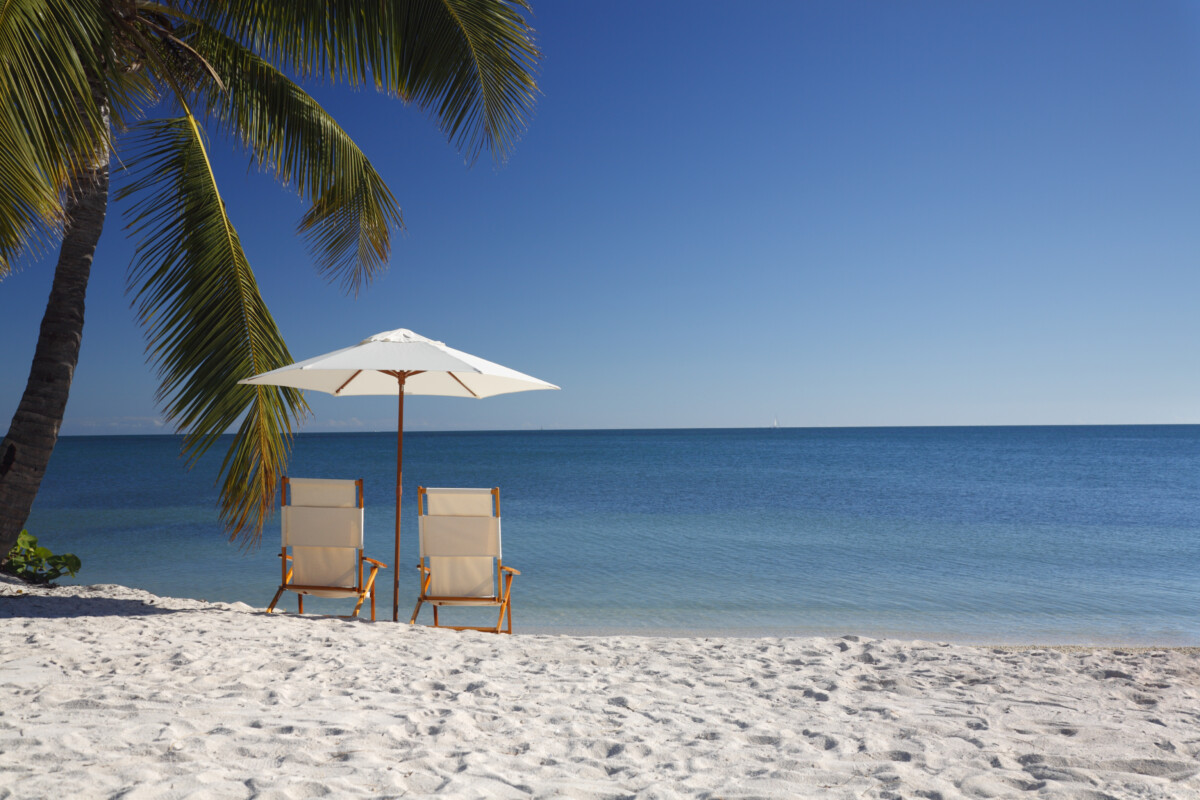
<box><xmin>418</xmin><ymin>487</ymin><xmax>501</xmax><ymax>598</ymax></box>
<box><xmin>282</xmin><ymin>477</ymin><xmax>364</xmax><ymax>589</ymax></box>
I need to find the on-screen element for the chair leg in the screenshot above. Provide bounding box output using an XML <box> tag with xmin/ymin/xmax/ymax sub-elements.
<box><xmin>351</xmin><ymin>592</ymin><xmax>366</xmax><ymax>619</ymax></box>
<box><xmin>433</xmin><ymin>605</ymin><xmax>439</xmax><ymax>628</ymax></box>
<box><xmin>501</xmin><ymin>572</ymin><xmax>515</xmax><ymax>633</ymax></box>
<box><xmin>495</xmin><ymin>602</ymin><xmax>506</xmax><ymax>634</ymax></box>
<box><xmin>267</xmin><ymin>587</ymin><xmax>286</xmax><ymax>614</ymax></box>
<box><xmin>370</xmin><ymin>590</ymin><xmax>376</xmax><ymax>621</ymax></box>
<box><xmin>298</xmin><ymin>594</ymin><xmax>304</xmax><ymax>615</ymax></box>
<box><xmin>409</xmin><ymin>598</ymin><xmax>424</xmax><ymax>625</ymax></box>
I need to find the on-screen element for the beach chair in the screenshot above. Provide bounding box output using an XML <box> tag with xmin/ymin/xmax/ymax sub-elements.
<box><xmin>409</xmin><ymin>487</ymin><xmax>519</xmax><ymax>634</ymax></box>
<box><xmin>266</xmin><ymin>477</ymin><xmax>386</xmax><ymax>620</ymax></box>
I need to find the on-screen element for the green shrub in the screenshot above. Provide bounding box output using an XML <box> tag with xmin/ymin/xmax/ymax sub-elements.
<box><xmin>2</xmin><ymin>530</ymin><xmax>81</xmax><ymax>584</ymax></box>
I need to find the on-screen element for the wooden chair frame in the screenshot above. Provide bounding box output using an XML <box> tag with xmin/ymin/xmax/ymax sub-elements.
<box><xmin>409</xmin><ymin>486</ymin><xmax>520</xmax><ymax>634</ymax></box>
<box><xmin>267</xmin><ymin>477</ymin><xmax>386</xmax><ymax>620</ymax></box>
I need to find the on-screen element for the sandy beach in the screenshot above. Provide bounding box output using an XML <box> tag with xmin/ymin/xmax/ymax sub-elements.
<box><xmin>1</xmin><ymin>579</ymin><xmax>1197</xmax><ymax>799</ymax></box>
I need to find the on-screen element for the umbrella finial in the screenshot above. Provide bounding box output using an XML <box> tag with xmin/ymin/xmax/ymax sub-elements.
<box><xmin>363</xmin><ymin>328</ymin><xmax>442</xmax><ymax>346</ymax></box>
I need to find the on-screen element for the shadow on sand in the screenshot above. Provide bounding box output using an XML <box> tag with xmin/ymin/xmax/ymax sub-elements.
<box><xmin>0</xmin><ymin>592</ymin><xmax>184</xmax><ymax>619</ymax></box>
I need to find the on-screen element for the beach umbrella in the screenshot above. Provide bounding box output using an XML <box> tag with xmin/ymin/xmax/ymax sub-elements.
<box><xmin>241</xmin><ymin>328</ymin><xmax>558</xmax><ymax>620</ymax></box>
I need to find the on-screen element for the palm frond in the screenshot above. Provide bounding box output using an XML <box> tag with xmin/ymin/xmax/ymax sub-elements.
<box><xmin>0</xmin><ymin>103</ymin><xmax>60</xmax><ymax>275</ymax></box>
<box><xmin>105</xmin><ymin>66</ymin><xmax>161</xmax><ymax>134</ymax></box>
<box><xmin>185</xmin><ymin>21</ymin><xmax>402</xmax><ymax>293</ymax></box>
<box><xmin>0</xmin><ymin>0</ymin><xmax>108</xmax><ymax>269</ymax></box>
<box><xmin>202</xmin><ymin>0</ymin><xmax>539</xmax><ymax>163</ymax></box>
<box><xmin>396</xmin><ymin>0</ymin><xmax>540</xmax><ymax>162</ymax></box>
<box><xmin>118</xmin><ymin>116</ymin><xmax>308</xmax><ymax>545</ymax></box>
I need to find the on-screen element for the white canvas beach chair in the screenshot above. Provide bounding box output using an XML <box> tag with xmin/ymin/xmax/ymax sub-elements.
<box><xmin>267</xmin><ymin>477</ymin><xmax>386</xmax><ymax>620</ymax></box>
<box><xmin>409</xmin><ymin>486</ymin><xmax>519</xmax><ymax>634</ymax></box>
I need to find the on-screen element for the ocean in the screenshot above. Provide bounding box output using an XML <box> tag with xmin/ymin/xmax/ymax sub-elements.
<box><xmin>22</xmin><ymin>425</ymin><xmax>1200</xmax><ymax>644</ymax></box>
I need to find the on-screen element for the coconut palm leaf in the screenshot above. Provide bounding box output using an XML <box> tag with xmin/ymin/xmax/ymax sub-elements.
<box><xmin>105</xmin><ymin>64</ymin><xmax>162</xmax><ymax>135</ymax></box>
<box><xmin>0</xmin><ymin>0</ymin><xmax>106</xmax><ymax>165</ymax></box>
<box><xmin>184</xmin><ymin>21</ymin><xmax>403</xmax><ymax>293</ymax></box>
<box><xmin>119</xmin><ymin>115</ymin><xmax>307</xmax><ymax>543</ymax></box>
<box><xmin>204</xmin><ymin>0</ymin><xmax>539</xmax><ymax>163</ymax></box>
<box><xmin>0</xmin><ymin>106</ymin><xmax>59</xmax><ymax>275</ymax></box>
<box><xmin>0</xmin><ymin>0</ymin><xmax>107</xmax><ymax>270</ymax></box>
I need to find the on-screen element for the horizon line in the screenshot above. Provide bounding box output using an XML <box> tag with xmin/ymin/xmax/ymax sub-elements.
<box><xmin>56</xmin><ymin>421</ymin><xmax>1200</xmax><ymax>438</ymax></box>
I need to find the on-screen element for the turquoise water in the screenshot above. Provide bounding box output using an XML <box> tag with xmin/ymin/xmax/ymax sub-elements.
<box><xmin>24</xmin><ymin>426</ymin><xmax>1200</xmax><ymax>644</ymax></box>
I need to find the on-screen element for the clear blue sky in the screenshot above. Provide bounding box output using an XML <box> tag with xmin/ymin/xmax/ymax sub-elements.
<box><xmin>3</xmin><ymin>1</ymin><xmax>1199</xmax><ymax>435</ymax></box>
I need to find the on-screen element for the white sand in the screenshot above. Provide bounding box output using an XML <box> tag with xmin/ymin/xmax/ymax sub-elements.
<box><xmin>1</xmin><ymin>580</ymin><xmax>1198</xmax><ymax>799</ymax></box>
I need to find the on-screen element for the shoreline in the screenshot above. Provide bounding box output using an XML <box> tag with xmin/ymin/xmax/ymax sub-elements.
<box><xmin>39</xmin><ymin>576</ymin><xmax>1200</xmax><ymax>649</ymax></box>
<box><xmin>3</xmin><ymin>580</ymin><xmax>1198</xmax><ymax>797</ymax></box>
<box><xmin>9</xmin><ymin>577</ymin><xmax>1200</xmax><ymax>651</ymax></box>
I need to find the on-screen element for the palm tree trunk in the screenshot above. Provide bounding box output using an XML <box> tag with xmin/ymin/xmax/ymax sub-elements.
<box><xmin>0</xmin><ymin>131</ymin><xmax>110</xmax><ymax>559</ymax></box>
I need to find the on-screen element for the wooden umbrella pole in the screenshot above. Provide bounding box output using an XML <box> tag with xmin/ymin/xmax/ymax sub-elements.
<box><xmin>393</xmin><ymin>374</ymin><xmax>406</xmax><ymax>621</ymax></box>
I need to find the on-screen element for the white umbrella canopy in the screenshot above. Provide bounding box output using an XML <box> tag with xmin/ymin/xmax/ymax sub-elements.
<box><xmin>244</xmin><ymin>328</ymin><xmax>557</xmax><ymax>398</ymax></box>
<box><xmin>241</xmin><ymin>328</ymin><xmax>558</xmax><ymax>620</ymax></box>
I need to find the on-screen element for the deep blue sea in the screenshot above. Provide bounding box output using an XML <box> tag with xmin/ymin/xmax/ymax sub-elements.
<box><xmin>23</xmin><ymin>426</ymin><xmax>1200</xmax><ymax>644</ymax></box>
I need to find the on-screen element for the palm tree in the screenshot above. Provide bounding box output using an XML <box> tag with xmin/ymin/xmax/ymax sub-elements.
<box><xmin>0</xmin><ymin>0</ymin><xmax>539</xmax><ymax>554</ymax></box>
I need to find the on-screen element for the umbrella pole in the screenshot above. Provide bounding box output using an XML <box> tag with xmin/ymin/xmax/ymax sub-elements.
<box><xmin>394</xmin><ymin>377</ymin><xmax>406</xmax><ymax>621</ymax></box>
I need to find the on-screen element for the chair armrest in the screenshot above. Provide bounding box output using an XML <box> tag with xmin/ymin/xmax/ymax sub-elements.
<box><xmin>278</xmin><ymin>553</ymin><xmax>293</xmax><ymax>562</ymax></box>
<box><xmin>500</xmin><ymin>566</ymin><xmax>521</xmax><ymax>575</ymax></box>
<box><xmin>363</xmin><ymin>557</ymin><xmax>387</xmax><ymax>568</ymax></box>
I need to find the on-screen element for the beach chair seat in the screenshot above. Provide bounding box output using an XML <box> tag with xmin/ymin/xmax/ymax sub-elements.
<box><xmin>267</xmin><ymin>477</ymin><xmax>386</xmax><ymax>620</ymax></box>
<box><xmin>409</xmin><ymin>487</ymin><xmax>519</xmax><ymax>634</ymax></box>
